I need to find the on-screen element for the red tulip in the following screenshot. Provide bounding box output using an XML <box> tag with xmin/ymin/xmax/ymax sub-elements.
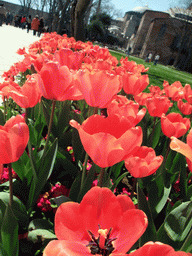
<box><xmin>38</xmin><ymin>62</ymin><xmax>83</xmax><ymax>101</ymax></box>
<box><xmin>134</xmin><ymin>92</ymin><xmax>152</xmax><ymax>106</ymax></box>
<box><xmin>177</xmin><ymin>99</ymin><xmax>192</xmax><ymax>116</ymax></box>
<box><xmin>74</xmin><ymin>69</ymin><xmax>121</xmax><ymax>108</ymax></box>
<box><xmin>122</xmin><ymin>73</ymin><xmax>149</xmax><ymax>96</ymax></box>
<box><xmin>54</xmin><ymin>48</ymin><xmax>84</xmax><ymax>70</ymax></box>
<box><xmin>0</xmin><ymin>115</ymin><xmax>29</xmax><ymax>164</ymax></box>
<box><xmin>130</xmin><ymin>242</ymin><xmax>192</xmax><ymax>256</ymax></box>
<box><xmin>183</xmin><ymin>84</ymin><xmax>192</xmax><ymax>104</ymax></box>
<box><xmin>107</xmin><ymin>95</ymin><xmax>146</xmax><ymax>128</ymax></box>
<box><xmin>124</xmin><ymin>146</ymin><xmax>163</xmax><ymax>178</ymax></box>
<box><xmin>70</xmin><ymin>114</ymin><xmax>143</xmax><ymax>168</ymax></box>
<box><xmin>161</xmin><ymin>113</ymin><xmax>190</xmax><ymax>138</ymax></box>
<box><xmin>146</xmin><ymin>96</ymin><xmax>172</xmax><ymax>117</ymax></box>
<box><xmin>8</xmin><ymin>74</ymin><xmax>42</xmax><ymax>108</ymax></box>
<box><xmin>43</xmin><ymin>187</ymin><xmax>148</xmax><ymax>256</ymax></box>
<box><xmin>163</xmin><ymin>80</ymin><xmax>184</xmax><ymax>101</ymax></box>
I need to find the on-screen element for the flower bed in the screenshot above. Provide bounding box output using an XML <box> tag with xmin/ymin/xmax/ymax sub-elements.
<box><xmin>0</xmin><ymin>32</ymin><xmax>192</xmax><ymax>256</ymax></box>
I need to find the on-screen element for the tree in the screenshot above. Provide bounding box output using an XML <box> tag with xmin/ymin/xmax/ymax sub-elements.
<box><xmin>71</xmin><ymin>0</ymin><xmax>92</xmax><ymax>41</ymax></box>
<box><xmin>57</xmin><ymin>0</ymin><xmax>71</xmax><ymax>34</ymax></box>
<box><xmin>18</xmin><ymin>0</ymin><xmax>35</xmax><ymax>15</ymax></box>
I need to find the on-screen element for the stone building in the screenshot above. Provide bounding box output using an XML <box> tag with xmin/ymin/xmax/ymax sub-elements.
<box><xmin>109</xmin><ymin>5</ymin><xmax>192</xmax><ymax>72</ymax></box>
<box><xmin>131</xmin><ymin>9</ymin><xmax>192</xmax><ymax>71</ymax></box>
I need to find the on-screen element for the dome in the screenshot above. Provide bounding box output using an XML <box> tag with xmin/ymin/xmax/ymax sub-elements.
<box><xmin>132</xmin><ymin>5</ymin><xmax>151</xmax><ymax>13</ymax></box>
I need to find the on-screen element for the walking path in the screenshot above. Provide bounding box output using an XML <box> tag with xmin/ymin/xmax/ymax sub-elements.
<box><xmin>0</xmin><ymin>24</ymin><xmax>42</xmax><ymax>105</ymax></box>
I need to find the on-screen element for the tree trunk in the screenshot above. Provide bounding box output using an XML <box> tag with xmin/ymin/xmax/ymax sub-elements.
<box><xmin>74</xmin><ymin>0</ymin><xmax>92</xmax><ymax>41</ymax></box>
<box><xmin>70</xmin><ymin>0</ymin><xmax>77</xmax><ymax>37</ymax></box>
<box><xmin>57</xmin><ymin>0</ymin><xmax>71</xmax><ymax>35</ymax></box>
<box><xmin>96</xmin><ymin>0</ymin><xmax>102</xmax><ymax>17</ymax></box>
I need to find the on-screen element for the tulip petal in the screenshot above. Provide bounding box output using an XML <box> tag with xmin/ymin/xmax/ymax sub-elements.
<box><xmin>43</xmin><ymin>240</ymin><xmax>91</xmax><ymax>256</ymax></box>
<box><xmin>55</xmin><ymin>202</ymin><xmax>85</xmax><ymax>241</ymax></box>
<box><xmin>116</xmin><ymin>194</ymin><xmax>135</xmax><ymax>212</ymax></box>
<box><xmin>114</xmin><ymin>209</ymin><xmax>148</xmax><ymax>253</ymax></box>
<box><xmin>79</xmin><ymin>187</ymin><xmax>122</xmax><ymax>235</ymax></box>
<box><xmin>170</xmin><ymin>137</ymin><xmax>192</xmax><ymax>162</ymax></box>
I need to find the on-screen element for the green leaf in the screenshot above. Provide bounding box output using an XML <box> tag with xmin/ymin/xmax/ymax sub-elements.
<box><xmin>0</xmin><ymin>192</ymin><xmax>28</xmax><ymax>228</ymax></box>
<box><xmin>72</xmin><ymin>124</ymin><xmax>85</xmax><ymax>165</ymax></box>
<box><xmin>0</xmin><ymin>243</ymin><xmax>8</xmax><ymax>256</ymax></box>
<box><xmin>28</xmin><ymin>139</ymin><xmax>58</xmax><ymax>212</ymax></box>
<box><xmin>1</xmin><ymin>204</ymin><xmax>19</xmax><ymax>256</ymax></box>
<box><xmin>0</xmin><ymin>109</ymin><xmax>5</xmax><ymax>125</ymax></box>
<box><xmin>110</xmin><ymin>161</ymin><xmax>124</xmax><ymax>181</ymax></box>
<box><xmin>12</xmin><ymin>150</ymin><xmax>32</xmax><ymax>182</ymax></box>
<box><xmin>187</xmin><ymin>184</ymin><xmax>192</xmax><ymax>201</ymax></box>
<box><xmin>56</xmin><ymin>150</ymin><xmax>78</xmax><ymax>177</ymax></box>
<box><xmin>110</xmin><ymin>172</ymin><xmax>128</xmax><ymax>192</ymax></box>
<box><xmin>137</xmin><ymin>184</ymin><xmax>156</xmax><ymax>246</ymax></box>
<box><xmin>56</xmin><ymin>101</ymin><xmax>71</xmax><ymax>138</ymax></box>
<box><xmin>148</xmin><ymin>175</ymin><xmax>171</xmax><ymax>217</ymax></box>
<box><xmin>164</xmin><ymin>201</ymin><xmax>192</xmax><ymax>242</ymax></box>
<box><xmin>179</xmin><ymin>155</ymin><xmax>188</xmax><ymax>200</ymax></box>
<box><xmin>152</xmin><ymin>120</ymin><xmax>161</xmax><ymax>148</ymax></box>
<box><xmin>28</xmin><ymin>229</ymin><xmax>56</xmax><ymax>243</ymax></box>
<box><xmin>77</xmin><ymin>164</ymin><xmax>97</xmax><ymax>203</ymax></box>
<box><xmin>50</xmin><ymin>196</ymin><xmax>71</xmax><ymax>208</ymax></box>
<box><xmin>69</xmin><ymin>171</ymin><xmax>82</xmax><ymax>202</ymax></box>
<box><xmin>28</xmin><ymin>218</ymin><xmax>56</xmax><ymax>243</ymax></box>
<box><xmin>28</xmin><ymin>218</ymin><xmax>53</xmax><ymax>231</ymax></box>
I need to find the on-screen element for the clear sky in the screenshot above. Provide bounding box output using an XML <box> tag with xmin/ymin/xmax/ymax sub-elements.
<box><xmin>111</xmin><ymin>0</ymin><xmax>179</xmax><ymax>16</ymax></box>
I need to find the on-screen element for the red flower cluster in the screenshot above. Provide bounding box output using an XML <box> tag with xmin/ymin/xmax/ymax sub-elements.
<box><xmin>37</xmin><ymin>183</ymin><xmax>70</xmax><ymax>212</ymax></box>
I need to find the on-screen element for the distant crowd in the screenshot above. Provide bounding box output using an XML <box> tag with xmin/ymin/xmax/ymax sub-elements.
<box><xmin>0</xmin><ymin>3</ymin><xmax>48</xmax><ymax>37</ymax></box>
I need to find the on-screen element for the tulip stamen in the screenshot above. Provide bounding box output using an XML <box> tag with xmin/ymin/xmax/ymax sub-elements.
<box><xmin>86</xmin><ymin>227</ymin><xmax>116</xmax><ymax>255</ymax></box>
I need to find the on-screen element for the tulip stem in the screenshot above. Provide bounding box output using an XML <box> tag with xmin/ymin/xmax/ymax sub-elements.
<box><xmin>8</xmin><ymin>163</ymin><xmax>13</xmax><ymax>206</ymax></box>
<box><xmin>98</xmin><ymin>168</ymin><xmax>105</xmax><ymax>187</ymax></box>
<box><xmin>81</xmin><ymin>152</ymin><xmax>89</xmax><ymax>191</ymax></box>
<box><xmin>43</xmin><ymin>100</ymin><xmax>56</xmax><ymax>155</ymax></box>
<box><xmin>3</xmin><ymin>96</ymin><xmax>7</xmax><ymax>121</ymax></box>
<box><xmin>131</xmin><ymin>178</ymin><xmax>137</xmax><ymax>199</ymax></box>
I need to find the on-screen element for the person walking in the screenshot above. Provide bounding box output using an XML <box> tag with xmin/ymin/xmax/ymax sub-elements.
<box><xmin>38</xmin><ymin>17</ymin><xmax>44</xmax><ymax>37</ymax></box>
<box><xmin>26</xmin><ymin>15</ymin><xmax>32</xmax><ymax>33</ymax></box>
<box><xmin>0</xmin><ymin>4</ymin><xmax>6</xmax><ymax>26</ymax></box>
<box><xmin>147</xmin><ymin>52</ymin><xmax>153</xmax><ymax>63</ymax></box>
<box><xmin>153</xmin><ymin>54</ymin><xmax>160</xmax><ymax>65</ymax></box>
<box><xmin>21</xmin><ymin>15</ymin><xmax>26</xmax><ymax>29</ymax></box>
<box><xmin>31</xmin><ymin>15</ymin><xmax>40</xmax><ymax>36</ymax></box>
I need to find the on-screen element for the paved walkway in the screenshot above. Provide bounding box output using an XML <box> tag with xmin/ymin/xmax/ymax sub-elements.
<box><xmin>0</xmin><ymin>24</ymin><xmax>42</xmax><ymax>105</ymax></box>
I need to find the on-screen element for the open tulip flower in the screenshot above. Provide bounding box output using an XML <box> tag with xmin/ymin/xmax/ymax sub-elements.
<box><xmin>74</xmin><ymin>69</ymin><xmax>121</xmax><ymax>108</ymax></box>
<box><xmin>122</xmin><ymin>73</ymin><xmax>149</xmax><ymax>96</ymax></box>
<box><xmin>7</xmin><ymin>74</ymin><xmax>42</xmax><ymax>108</ymax></box>
<box><xmin>107</xmin><ymin>95</ymin><xmax>146</xmax><ymax>129</ymax></box>
<box><xmin>70</xmin><ymin>114</ymin><xmax>143</xmax><ymax>168</ymax></box>
<box><xmin>0</xmin><ymin>115</ymin><xmax>29</xmax><ymax>164</ymax></box>
<box><xmin>54</xmin><ymin>48</ymin><xmax>85</xmax><ymax>70</ymax></box>
<box><xmin>130</xmin><ymin>242</ymin><xmax>192</xmax><ymax>256</ymax></box>
<box><xmin>43</xmin><ymin>187</ymin><xmax>148</xmax><ymax>256</ymax></box>
<box><xmin>146</xmin><ymin>96</ymin><xmax>173</xmax><ymax>117</ymax></box>
<box><xmin>161</xmin><ymin>113</ymin><xmax>190</xmax><ymax>138</ymax></box>
<box><xmin>38</xmin><ymin>62</ymin><xmax>84</xmax><ymax>101</ymax></box>
<box><xmin>177</xmin><ymin>99</ymin><xmax>192</xmax><ymax>116</ymax></box>
<box><xmin>124</xmin><ymin>146</ymin><xmax>163</xmax><ymax>178</ymax></box>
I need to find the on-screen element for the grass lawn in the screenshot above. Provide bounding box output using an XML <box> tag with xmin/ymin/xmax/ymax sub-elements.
<box><xmin>109</xmin><ymin>50</ymin><xmax>192</xmax><ymax>90</ymax></box>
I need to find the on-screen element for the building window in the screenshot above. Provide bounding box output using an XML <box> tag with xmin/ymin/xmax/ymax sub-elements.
<box><xmin>158</xmin><ymin>24</ymin><xmax>166</xmax><ymax>39</ymax></box>
<box><xmin>170</xmin><ymin>34</ymin><xmax>181</xmax><ymax>52</ymax></box>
